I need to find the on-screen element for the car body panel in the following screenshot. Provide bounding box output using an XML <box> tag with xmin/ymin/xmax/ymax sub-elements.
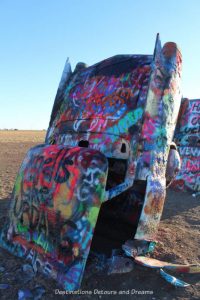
<box><xmin>173</xmin><ymin>98</ymin><xmax>200</xmax><ymax>192</ymax></box>
<box><xmin>0</xmin><ymin>145</ymin><xmax>108</xmax><ymax>290</ymax></box>
<box><xmin>0</xmin><ymin>35</ymin><xmax>182</xmax><ymax>290</ymax></box>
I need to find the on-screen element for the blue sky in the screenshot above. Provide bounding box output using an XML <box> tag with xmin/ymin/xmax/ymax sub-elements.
<box><xmin>0</xmin><ymin>0</ymin><xmax>200</xmax><ymax>129</ymax></box>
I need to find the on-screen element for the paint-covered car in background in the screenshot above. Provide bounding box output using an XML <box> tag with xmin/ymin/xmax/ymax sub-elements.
<box><xmin>0</xmin><ymin>35</ymin><xmax>182</xmax><ymax>290</ymax></box>
<box><xmin>172</xmin><ymin>98</ymin><xmax>200</xmax><ymax>193</ymax></box>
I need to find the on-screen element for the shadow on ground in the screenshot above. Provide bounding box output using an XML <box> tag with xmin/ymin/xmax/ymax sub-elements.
<box><xmin>0</xmin><ymin>190</ymin><xmax>199</xmax><ymax>300</ymax></box>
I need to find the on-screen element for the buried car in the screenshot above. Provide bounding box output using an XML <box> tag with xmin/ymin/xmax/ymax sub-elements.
<box><xmin>172</xmin><ymin>98</ymin><xmax>200</xmax><ymax>194</ymax></box>
<box><xmin>0</xmin><ymin>35</ymin><xmax>182</xmax><ymax>290</ymax></box>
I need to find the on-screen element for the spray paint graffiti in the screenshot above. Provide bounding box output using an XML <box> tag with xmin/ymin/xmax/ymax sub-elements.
<box><xmin>172</xmin><ymin>98</ymin><xmax>200</xmax><ymax>192</ymax></box>
<box><xmin>134</xmin><ymin>256</ymin><xmax>200</xmax><ymax>287</ymax></box>
<box><xmin>134</xmin><ymin>39</ymin><xmax>182</xmax><ymax>241</ymax></box>
<box><xmin>0</xmin><ymin>35</ymin><xmax>182</xmax><ymax>290</ymax></box>
<box><xmin>0</xmin><ymin>145</ymin><xmax>108</xmax><ymax>290</ymax></box>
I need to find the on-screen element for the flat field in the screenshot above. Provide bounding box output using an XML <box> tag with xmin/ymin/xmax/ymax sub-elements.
<box><xmin>0</xmin><ymin>130</ymin><xmax>199</xmax><ymax>300</ymax></box>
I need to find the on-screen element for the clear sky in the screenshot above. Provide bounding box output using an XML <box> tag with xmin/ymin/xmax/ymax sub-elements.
<box><xmin>0</xmin><ymin>0</ymin><xmax>200</xmax><ymax>129</ymax></box>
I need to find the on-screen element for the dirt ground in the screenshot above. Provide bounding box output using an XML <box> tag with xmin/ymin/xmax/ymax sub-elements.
<box><xmin>0</xmin><ymin>130</ymin><xmax>199</xmax><ymax>300</ymax></box>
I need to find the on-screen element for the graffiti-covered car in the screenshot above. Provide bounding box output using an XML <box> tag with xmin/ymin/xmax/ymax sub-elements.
<box><xmin>172</xmin><ymin>98</ymin><xmax>200</xmax><ymax>193</ymax></box>
<box><xmin>0</xmin><ymin>35</ymin><xmax>182</xmax><ymax>290</ymax></box>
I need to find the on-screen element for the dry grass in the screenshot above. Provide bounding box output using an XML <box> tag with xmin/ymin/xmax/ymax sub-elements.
<box><xmin>0</xmin><ymin>130</ymin><xmax>46</xmax><ymax>143</ymax></box>
<box><xmin>0</xmin><ymin>130</ymin><xmax>45</xmax><ymax>199</ymax></box>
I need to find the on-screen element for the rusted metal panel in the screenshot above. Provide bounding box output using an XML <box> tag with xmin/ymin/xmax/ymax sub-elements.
<box><xmin>134</xmin><ymin>256</ymin><xmax>200</xmax><ymax>287</ymax></box>
<box><xmin>134</xmin><ymin>256</ymin><xmax>200</xmax><ymax>273</ymax></box>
